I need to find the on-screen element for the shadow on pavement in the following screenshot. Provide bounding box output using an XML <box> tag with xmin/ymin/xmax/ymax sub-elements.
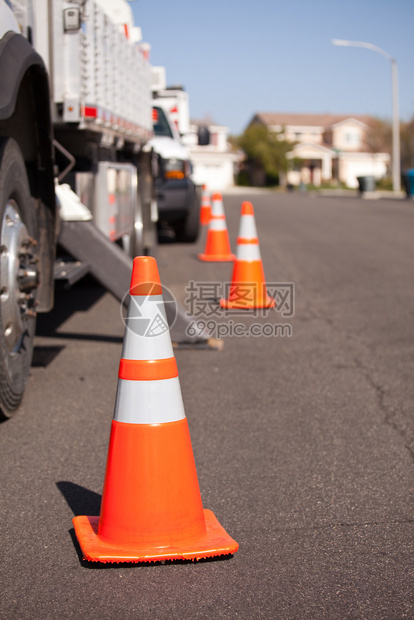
<box><xmin>36</xmin><ymin>281</ymin><xmax>122</xmax><ymax>344</ymax></box>
<box><xmin>32</xmin><ymin>345</ymin><xmax>65</xmax><ymax>367</ymax></box>
<box><xmin>57</xmin><ymin>480</ymin><xmax>101</xmax><ymax>516</ymax></box>
<box><xmin>37</xmin><ymin>282</ymin><xmax>106</xmax><ymax>336</ymax></box>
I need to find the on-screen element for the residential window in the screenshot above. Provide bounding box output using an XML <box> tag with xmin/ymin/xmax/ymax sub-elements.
<box><xmin>345</xmin><ymin>132</ymin><xmax>360</xmax><ymax>146</ymax></box>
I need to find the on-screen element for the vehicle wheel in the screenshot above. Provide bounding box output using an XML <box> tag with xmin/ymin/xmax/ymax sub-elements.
<box><xmin>176</xmin><ymin>194</ymin><xmax>201</xmax><ymax>243</ymax></box>
<box><xmin>0</xmin><ymin>138</ymin><xmax>39</xmax><ymax>420</ymax></box>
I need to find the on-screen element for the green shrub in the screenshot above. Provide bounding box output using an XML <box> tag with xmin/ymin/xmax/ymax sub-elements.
<box><xmin>236</xmin><ymin>170</ymin><xmax>249</xmax><ymax>186</ymax></box>
<box><xmin>376</xmin><ymin>177</ymin><xmax>393</xmax><ymax>190</ymax></box>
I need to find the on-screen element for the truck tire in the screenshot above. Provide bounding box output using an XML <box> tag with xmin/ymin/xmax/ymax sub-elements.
<box><xmin>0</xmin><ymin>138</ymin><xmax>39</xmax><ymax>419</ymax></box>
<box><xmin>176</xmin><ymin>197</ymin><xmax>201</xmax><ymax>243</ymax></box>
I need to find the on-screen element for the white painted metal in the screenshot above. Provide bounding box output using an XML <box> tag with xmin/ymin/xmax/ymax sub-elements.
<box><xmin>26</xmin><ymin>0</ymin><xmax>152</xmax><ymax>139</ymax></box>
<box><xmin>55</xmin><ymin>184</ymin><xmax>92</xmax><ymax>221</ymax></box>
<box><xmin>0</xmin><ymin>2</ymin><xmax>21</xmax><ymax>37</ymax></box>
<box><xmin>148</xmin><ymin>136</ymin><xmax>190</xmax><ymax>161</ymax></box>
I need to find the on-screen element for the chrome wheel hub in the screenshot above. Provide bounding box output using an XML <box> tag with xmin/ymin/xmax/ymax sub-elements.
<box><xmin>1</xmin><ymin>201</ymin><xmax>39</xmax><ymax>353</ymax></box>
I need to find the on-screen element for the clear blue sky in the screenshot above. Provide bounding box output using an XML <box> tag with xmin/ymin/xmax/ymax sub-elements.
<box><xmin>129</xmin><ymin>0</ymin><xmax>414</xmax><ymax>135</ymax></box>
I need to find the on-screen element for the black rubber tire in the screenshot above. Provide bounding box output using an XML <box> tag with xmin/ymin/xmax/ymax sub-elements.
<box><xmin>175</xmin><ymin>193</ymin><xmax>201</xmax><ymax>243</ymax></box>
<box><xmin>0</xmin><ymin>138</ymin><xmax>37</xmax><ymax>420</ymax></box>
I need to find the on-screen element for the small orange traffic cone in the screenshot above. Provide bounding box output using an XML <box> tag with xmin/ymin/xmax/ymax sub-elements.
<box><xmin>200</xmin><ymin>185</ymin><xmax>211</xmax><ymax>226</ymax></box>
<box><xmin>198</xmin><ymin>193</ymin><xmax>235</xmax><ymax>262</ymax></box>
<box><xmin>220</xmin><ymin>201</ymin><xmax>275</xmax><ymax>309</ymax></box>
<box><xmin>73</xmin><ymin>256</ymin><xmax>238</xmax><ymax>563</ymax></box>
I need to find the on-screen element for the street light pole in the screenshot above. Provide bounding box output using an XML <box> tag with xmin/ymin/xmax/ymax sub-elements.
<box><xmin>331</xmin><ymin>39</ymin><xmax>401</xmax><ymax>192</ymax></box>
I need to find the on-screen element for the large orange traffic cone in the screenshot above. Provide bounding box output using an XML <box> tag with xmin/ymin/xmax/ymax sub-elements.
<box><xmin>73</xmin><ymin>256</ymin><xmax>238</xmax><ymax>563</ymax></box>
<box><xmin>200</xmin><ymin>185</ymin><xmax>211</xmax><ymax>226</ymax></box>
<box><xmin>198</xmin><ymin>193</ymin><xmax>235</xmax><ymax>262</ymax></box>
<box><xmin>220</xmin><ymin>201</ymin><xmax>275</xmax><ymax>309</ymax></box>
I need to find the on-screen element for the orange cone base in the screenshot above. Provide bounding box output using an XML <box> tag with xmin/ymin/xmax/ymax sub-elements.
<box><xmin>198</xmin><ymin>252</ymin><xmax>236</xmax><ymax>262</ymax></box>
<box><xmin>73</xmin><ymin>510</ymin><xmax>239</xmax><ymax>563</ymax></box>
<box><xmin>220</xmin><ymin>294</ymin><xmax>275</xmax><ymax>310</ymax></box>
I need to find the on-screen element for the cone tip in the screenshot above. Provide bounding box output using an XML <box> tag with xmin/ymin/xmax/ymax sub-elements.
<box><xmin>241</xmin><ymin>201</ymin><xmax>254</xmax><ymax>215</ymax></box>
<box><xmin>212</xmin><ymin>192</ymin><xmax>223</xmax><ymax>201</ymax></box>
<box><xmin>130</xmin><ymin>256</ymin><xmax>162</xmax><ymax>296</ymax></box>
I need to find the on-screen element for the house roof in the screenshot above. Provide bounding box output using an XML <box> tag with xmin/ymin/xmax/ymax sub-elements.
<box><xmin>291</xmin><ymin>141</ymin><xmax>336</xmax><ymax>155</ymax></box>
<box><xmin>251</xmin><ymin>112</ymin><xmax>373</xmax><ymax>129</ymax></box>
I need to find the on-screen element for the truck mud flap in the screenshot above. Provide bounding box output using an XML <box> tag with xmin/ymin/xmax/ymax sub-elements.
<box><xmin>58</xmin><ymin>220</ymin><xmax>220</xmax><ymax>348</ymax></box>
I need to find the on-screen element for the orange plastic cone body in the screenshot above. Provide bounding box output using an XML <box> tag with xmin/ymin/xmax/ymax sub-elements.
<box><xmin>200</xmin><ymin>185</ymin><xmax>211</xmax><ymax>226</ymax></box>
<box><xmin>72</xmin><ymin>256</ymin><xmax>238</xmax><ymax>563</ymax></box>
<box><xmin>198</xmin><ymin>193</ymin><xmax>235</xmax><ymax>262</ymax></box>
<box><xmin>220</xmin><ymin>202</ymin><xmax>275</xmax><ymax>309</ymax></box>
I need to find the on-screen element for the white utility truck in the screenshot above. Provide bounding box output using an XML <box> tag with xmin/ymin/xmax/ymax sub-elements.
<box><xmin>0</xmin><ymin>0</ymin><xmax>209</xmax><ymax>420</ymax></box>
<box><xmin>151</xmin><ymin>69</ymin><xmax>209</xmax><ymax>243</ymax></box>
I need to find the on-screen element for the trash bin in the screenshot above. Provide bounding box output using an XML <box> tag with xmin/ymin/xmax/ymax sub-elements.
<box><xmin>402</xmin><ymin>169</ymin><xmax>414</xmax><ymax>197</ymax></box>
<box><xmin>299</xmin><ymin>181</ymin><xmax>307</xmax><ymax>193</ymax></box>
<box><xmin>357</xmin><ymin>175</ymin><xmax>376</xmax><ymax>193</ymax></box>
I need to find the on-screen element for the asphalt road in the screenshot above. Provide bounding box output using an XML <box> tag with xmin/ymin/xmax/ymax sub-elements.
<box><xmin>1</xmin><ymin>191</ymin><xmax>413</xmax><ymax>619</ymax></box>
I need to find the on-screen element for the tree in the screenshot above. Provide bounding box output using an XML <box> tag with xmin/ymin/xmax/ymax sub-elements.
<box><xmin>400</xmin><ymin>116</ymin><xmax>414</xmax><ymax>170</ymax></box>
<box><xmin>363</xmin><ymin>118</ymin><xmax>392</xmax><ymax>155</ymax></box>
<box><xmin>237</xmin><ymin>124</ymin><xmax>293</xmax><ymax>186</ymax></box>
<box><xmin>364</xmin><ymin>114</ymin><xmax>414</xmax><ymax>177</ymax></box>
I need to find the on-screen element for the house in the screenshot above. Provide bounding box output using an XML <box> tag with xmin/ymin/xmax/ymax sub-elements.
<box><xmin>185</xmin><ymin>120</ymin><xmax>241</xmax><ymax>191</ymax></box>
<box><xmin>248</xmin><ymin>112</ymin><xmax>390</xmax><ymax>188</ymax></box>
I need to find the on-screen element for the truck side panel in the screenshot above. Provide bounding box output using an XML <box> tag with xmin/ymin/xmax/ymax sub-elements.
<box><xmin>39</xmin><ymin>0</ymin><xmax>152</xmax><ymax>141</ymax></box>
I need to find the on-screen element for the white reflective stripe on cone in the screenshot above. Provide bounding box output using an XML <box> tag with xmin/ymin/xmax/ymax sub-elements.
<box><xmin>211</xmin><ymin>200</ymin><xmax>225</xmax><ymax>217</ymax></box>
<box><xmin>237</xmin><ymin>243</ymin><xmax>262</xmax><ymax>261</ymax></box>
<box><xmin>113</xmin><ymin>377</ymin><xmax>186</xmax><ymax>424</ymax></box>
<box><xmin>122</xmin><ymin>294</ymin><xmax>174</xmax><ymax>361</ymax></box>
<box><xmin>209</xmin><ymin>218</ymin><xmax>227</xmax><ymax>231</ymax></box>
<box><xmin>238</xmin><ymin>215</ymin><xmax>258</xmax><ymax>239</ymax></box>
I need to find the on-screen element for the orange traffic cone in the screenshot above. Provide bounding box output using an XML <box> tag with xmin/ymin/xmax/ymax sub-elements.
<box><xmin>73</xmin><ymin>256</ymin><xmax>238</xmax><ymax>563</ymax></box>
<box><xmin>200</xmin><ymin>185</ymin><xmax>211</xmax><ymax>226</ymax></box>
<box><xmin>198</xmin><ymin>193</ymin><xmax>235</xmax><ymax>262</ymax></box>
<box><xmin>220</xmin><ymin>201</ymin><xmax>275</xmax><ymax>309</ymax></box>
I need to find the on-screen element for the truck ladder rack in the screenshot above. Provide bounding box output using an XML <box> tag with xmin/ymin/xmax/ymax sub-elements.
<box><xmin>58</xmin><ymin>220</ymin><xmax>218</xmax><ymax>348</ymax></box>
